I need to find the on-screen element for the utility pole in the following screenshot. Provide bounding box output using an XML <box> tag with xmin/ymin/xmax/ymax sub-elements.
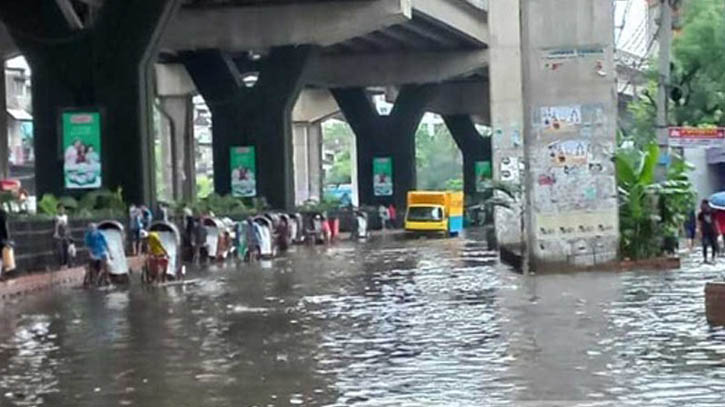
<box><xmin>656</xmin><ymin>0</ymin><xmax>673</xmax><ymax>178</ymax></box>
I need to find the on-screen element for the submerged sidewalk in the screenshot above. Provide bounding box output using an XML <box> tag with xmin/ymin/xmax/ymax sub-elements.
<box><xmin>0</xmin><ymin>257</ymin><xmax>144</xmax><ymax>300</ymax></box>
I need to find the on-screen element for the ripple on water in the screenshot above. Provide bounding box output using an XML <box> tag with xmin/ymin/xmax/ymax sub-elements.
<box><xmin>0</xmin><ymin>234</ymin><xmax>724</xmax><ymax>406</ymax></box>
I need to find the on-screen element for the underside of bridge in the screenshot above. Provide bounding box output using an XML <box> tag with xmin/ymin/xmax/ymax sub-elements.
<box><xmin>159</xmin><ymin>0</ymin><xmax>492</xmax><ymax>209</ymax></box>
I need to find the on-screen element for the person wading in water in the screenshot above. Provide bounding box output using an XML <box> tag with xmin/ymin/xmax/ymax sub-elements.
<box><xmin>698</xmin><ymin>199</ymin><xmax>719</xmax><ymax>264</ymax></box>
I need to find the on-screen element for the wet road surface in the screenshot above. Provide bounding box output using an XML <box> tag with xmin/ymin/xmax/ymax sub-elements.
<box><xmin>0</xmin><ymin>232</ymin><xmax>724</xmax><ymax>406</ymax></box>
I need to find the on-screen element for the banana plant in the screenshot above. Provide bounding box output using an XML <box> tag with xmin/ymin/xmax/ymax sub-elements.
<box><xmin>616</xmin><ymin>142</ymin><xmax>695</xmax><ymax>259</ymax></box>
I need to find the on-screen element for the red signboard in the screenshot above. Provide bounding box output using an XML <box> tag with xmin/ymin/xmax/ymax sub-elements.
<box><xmin>669</xmin><ymin>127</ymin><xmax>725</xmax><ymax>147</ymax></box>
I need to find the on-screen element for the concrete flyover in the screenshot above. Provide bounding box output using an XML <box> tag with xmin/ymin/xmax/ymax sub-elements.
<box><xmin>157</xmin><ymin>0</ymin><xmax>491</xmax><ymax>209</ymax></box>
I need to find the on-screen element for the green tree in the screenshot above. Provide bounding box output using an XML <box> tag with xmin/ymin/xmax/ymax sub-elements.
<box><xmin>322</xmin><ymin>119</ymin><xmax>355</xmax><ymax>186</ymax></box>
<box><xmin>626</xmin><ymin>0</ymin><xmax>725</xmax><ymax>146</ymax></box>
<box><xmin>416</xmin><ymin>122</ymin><xmax>463</xmax><ymax>190</ymax></box>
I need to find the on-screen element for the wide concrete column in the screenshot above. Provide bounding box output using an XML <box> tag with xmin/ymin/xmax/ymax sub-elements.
<box><xmin>158</xmin><ymin>95</ymin><xmax>195</xmax><ymax>202</ymax></box>
<box><xmin>293</xmin><ymin>120</ymin><xmax>323</xmax><ymax>205</ymax></box>
<box><xmin>332</xmin><ymin>85</ymin><xmax>436</xmax><ymax>210</ymax></box>
<box><xmin>520</xmin><ymin>0</ymin><xmax>618</xmax><ymax>270</ymax></box>
<box><xmin>443</xmin><ymin>115</ymin><xmax>492</xmax><ymax>199</ymax></box>
<box><xmin>489</xmin><ymin>0</ymin><xmax>526</xmax><ymax>247</ymax></box>
<box><xmin>183</xmin><ymin>47</ymin><xmax>313</xmax><ymax>209</ymax></box>
<box><xmin>0</xmin><ymin>0</ymin><xmax>179</xmax><ymax>204</ymax></box>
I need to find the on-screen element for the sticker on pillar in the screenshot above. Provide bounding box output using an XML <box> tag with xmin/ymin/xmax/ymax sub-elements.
<box><xmin>475</xmin><ymin>161</ymin><xmax>492</xmax><ymax>192</ymax></box>
<box><xmin>373</xmin><ymin>157</ymin><xmax>393</xmax><ymax>197</ymax></box>
<box><xmin>230</xmin><ymin>146</ymin><xmax>256</xmax><ymax>197</ymax></box>
<box><xmin>540</xmin><ymin>105</ymin><xmax>581</xmax><ymax>133</ymax></box>
<box><xmin>62</xmin><ymin>111</ymin><xmax>102</xmax><ymax>189</ymax></box>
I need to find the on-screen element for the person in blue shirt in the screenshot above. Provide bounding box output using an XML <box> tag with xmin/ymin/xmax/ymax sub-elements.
<box><xmin>84</xmin><ymin>223</ymin><xmax>113</xmax><ymax>285</ymax></box>
<box><xmin>140</xmin><ymin>205</ymin><xmax>153</xmax><ymax>230</ymax></box>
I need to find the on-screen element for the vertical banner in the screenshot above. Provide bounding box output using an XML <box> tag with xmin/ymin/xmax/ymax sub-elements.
<box><xmin>475</xmin><ymin>161</ymin><xmax>492</xmax><ymax>192</ymax></box>
<box><xmin>373</xmin><ymin>157</ymin><xmax>393</xmax><ymax>197</ymax></box>
<box><xmin>62</xmin><ymin>111</ymin><xmax>102</xmax><ymax>189</ymax></box>
<box><xmin>230</xmin><ymin>146</ymin><xmax>257</xmax><ymax>197</ymax></box>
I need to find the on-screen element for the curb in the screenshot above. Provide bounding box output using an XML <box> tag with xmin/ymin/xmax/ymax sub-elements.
<box><xmin>0</xmin><ymin>256</ymin><xmax>144</xmax><ymax>301</ymax></box>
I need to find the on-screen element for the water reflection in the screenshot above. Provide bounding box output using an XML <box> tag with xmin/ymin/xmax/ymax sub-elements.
<box><xmin>0</xmin><ymin>233</ymin><xmax>724</xmax><ymax>406</ymax></box>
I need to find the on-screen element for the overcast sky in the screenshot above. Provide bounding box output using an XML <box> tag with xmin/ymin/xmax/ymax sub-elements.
<box><xmin>615</xmin><ymin>0</ymin><xmax>650</xmax><ymax>56</ymax></box>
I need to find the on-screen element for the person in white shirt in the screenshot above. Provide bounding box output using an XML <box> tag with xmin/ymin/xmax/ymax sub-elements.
<box><xmin>53</xmin><ymin>204</ymin><xmax>71</xmax><ymax>268</ymax></box>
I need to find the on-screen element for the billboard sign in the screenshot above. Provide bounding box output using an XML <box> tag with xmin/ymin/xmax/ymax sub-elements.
<box><xmin>62</xmin><ymin>111</ymin><xmax>102</xmax><ymax>189</ymax></box>
<box><xmin>669</xmin><ymin>127</ymin><xmax>725</xmax><ymax>148</ymax></box>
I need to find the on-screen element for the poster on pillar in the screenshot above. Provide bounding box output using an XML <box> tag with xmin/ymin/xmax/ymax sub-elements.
<box><xmin>230</xmin><ymin>146</ymin><xmax>257</xmax><ymax>197</ymax></box>
<box><xmin>475</xmin><ymin>161</ymin><xmax>492</xmax><ymax>192</ymax></box>
<box><xmin>62</xmin><ymin>111</ymin><xmax>102</xmax><ymax>189</ymax></box>
<box><xmin>373</xmin><ymin>157</ymin><xmax>393</xmax><ymax>197</ymax></box>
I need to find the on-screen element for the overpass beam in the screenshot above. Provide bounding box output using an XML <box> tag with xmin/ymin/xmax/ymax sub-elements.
<box><xmin>443</xmin><ymin>115</ymin><xmax>491</xmax><ymax>198</ymax></box>
<box><xmin>0</xmin><ymin>0</ymin><xmax>179</xmax><ymax>204</ymax></box>
<box><xmin>165</xmin><ymin>0</ymin><xmax>411</xmax><ymax>51</ymax></box>
<box><xmin>307</xmin><ymin>50</ymin><xmax>488</xmax><ymax>87</ymax></box>
<box><xmin>183</xmin><ymin>47</ymin><xmax>314</xmax><ymax>209</ymax></box>
<box><xmin>332</xmin><ymin>85</ymin><xmax>436</xmax><ymax>210</ymax></box>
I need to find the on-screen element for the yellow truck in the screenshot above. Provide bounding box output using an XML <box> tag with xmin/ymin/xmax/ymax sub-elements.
<box><xmin>404</xmin><ymin>191</ymin><xmax>464</xmax><ymax>236</ymax></box>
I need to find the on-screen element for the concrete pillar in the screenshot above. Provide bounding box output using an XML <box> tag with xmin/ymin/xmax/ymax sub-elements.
<box><xmin>158</xmin><ymin>95</ymin><xmax>195</xmax><ymax>202</ymax></box>
<box><xmin>331</xmin><ymin>85</ymin><xmax>436</xmax><ymax>210</ymax></box>
<box><xmin>0</xmin><ymin>0</ymin><xmax>180</xmax><ymax>204</ymax></box>
<box><xmin>0</xmin><ymin>60</ymin><xmax>7</xmax><ymax>179</ymax></box>
<box><xmin>293</xmin><ymin>120</ymin><xmax>324</xmax><ymax>205</ymax></box>
<box><xmin>293</xmin><ymin>122</ymin><xmax>310</xmax><ymax>205</ymax></box>
<box><xmin>488</xmin><ymin>0</ymin><xmax>526</xmax><ymax>247</ymax></box>
<box><xmin>307</xmin><ymin>120</ymin><xmax>323</xmax><ymax>202</ymax></box>
<box><xmin>183</xmin><ymin>47</ymin><xmax>314</xmax><ymax>209</ymax></box>
<box><xmin>520</xmin><ymin>0</ymin><xmax>618</xmax><ymax>269</ymax></box>
<box><xmin>157</xmin><ymin>105</ymin><xmax>174</xmax><ymax>202</ymax></box>
<box><xmin>443</xmin><ymin>115</ymin><xmax>492</xmax><ymax>199</ymax></box>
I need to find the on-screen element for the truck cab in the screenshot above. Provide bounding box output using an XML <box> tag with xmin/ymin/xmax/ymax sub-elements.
<box><xmin>404</xmin><ymin>191</ymin><xmax>464</xmax><ymax>237</ymax></box>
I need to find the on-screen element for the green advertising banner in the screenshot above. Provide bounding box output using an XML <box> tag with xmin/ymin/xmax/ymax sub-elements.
<box><xmin>62</xmin><ymin>111</ymin><xmax>102</xmax><ymax>189</ymax></box>
<box><xmin>230</xmin><ymin>146</ymin><xmax>256</xmax><ymax>197</ymax></box>
<box><xmin>373</xmin><ymin>157</ymin><xmax>393</xmax><ymax>197</ymax></box>
<box><xmin>475</xmin><ymin>161</ymin><xmax>492</xmax><ymax>192</ymax></box>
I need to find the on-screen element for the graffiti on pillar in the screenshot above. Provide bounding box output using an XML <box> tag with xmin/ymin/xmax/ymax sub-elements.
<box><xmin>536</xmin><ymin>211</ymin><xmax>617</xmax><ymax>240</ymax></box>
<box><xmin>62</xmin><ymin>111</ymin><xmax>102</xmax><ymax>189</ymax></box>
<box><xmin>230</xmin><ymin>146</ymin><xmax>257</xmax><ymax>197</ymax></box>
<box><xmin>475</xmin><ymin>161</ymin><xmax>492</xmax><ymax>192</ymax></box>
<box><xmin>373</xmin><ymin>157</ymin><xmax>393</xmax><ymax>197</ymax></box>
<box><xmin>548</xmin><ymin>140</ymin><xmax>590</xmax><ymax>168</ymax></box>
<box><xmin>511</xmin><ymin>128</ymin><xmax>522</xmax><ymax>147</ymax></box>
<box><xmin>499</xmin><ymin>156</ymin><xmax>520</xmax><ymax>183</ymax></box>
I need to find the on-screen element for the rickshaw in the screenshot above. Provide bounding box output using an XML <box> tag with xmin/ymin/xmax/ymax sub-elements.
<box><xmin>351</xmin><ymin>210</ymin><xmax>370</xmax><ymax>240</ymax></box>
<box><xmin>281</xmin><ymin>213</ymin><xmax>302</xmax><ymax>245</ymax></box>
<box><xmin>254</xmin><ymin>216</ymin><xmax>276</xmax><ymax>258</ymax></box>
<box><xmin>85</xmin><ymin>221</ymin><xmax>130</xmax><ymax>286</ymax></box>
<box><xmin>142</xmin><ymin>221</ymin><xmax>185</xmax><ymax>284</ymax></box>
<box><xmin>288</xmin><ymin>213</ymin><xmax>305</xmax><ymax>244</ymax></box>
<box><xmin>202</xmin><ymin>216</ymin><xmax>225</xmax><ymax>259</ymax></box>
<box><xmin>304</xmin><ymin>212</ymin><xmax>326</xmax><ymax>245</ymax></box>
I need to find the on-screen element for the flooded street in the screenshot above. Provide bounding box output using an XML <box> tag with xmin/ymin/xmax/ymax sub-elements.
<box><xmin>1</xmin><ymin>232</ymin><xmax>725</xmax><ymax>406</ymax></box>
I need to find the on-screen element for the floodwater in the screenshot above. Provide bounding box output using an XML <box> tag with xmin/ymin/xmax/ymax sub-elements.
<box><xmin>1</xmin><ymin>232</ymin><xmax>724</xmax><ymax>406</ymax></box>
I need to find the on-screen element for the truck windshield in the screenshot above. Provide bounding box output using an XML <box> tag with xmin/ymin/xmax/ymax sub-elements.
<box><xmin>407</xmin><ymin>207</ymin><xmax>444</xmax><ymax>222</ymax></box>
